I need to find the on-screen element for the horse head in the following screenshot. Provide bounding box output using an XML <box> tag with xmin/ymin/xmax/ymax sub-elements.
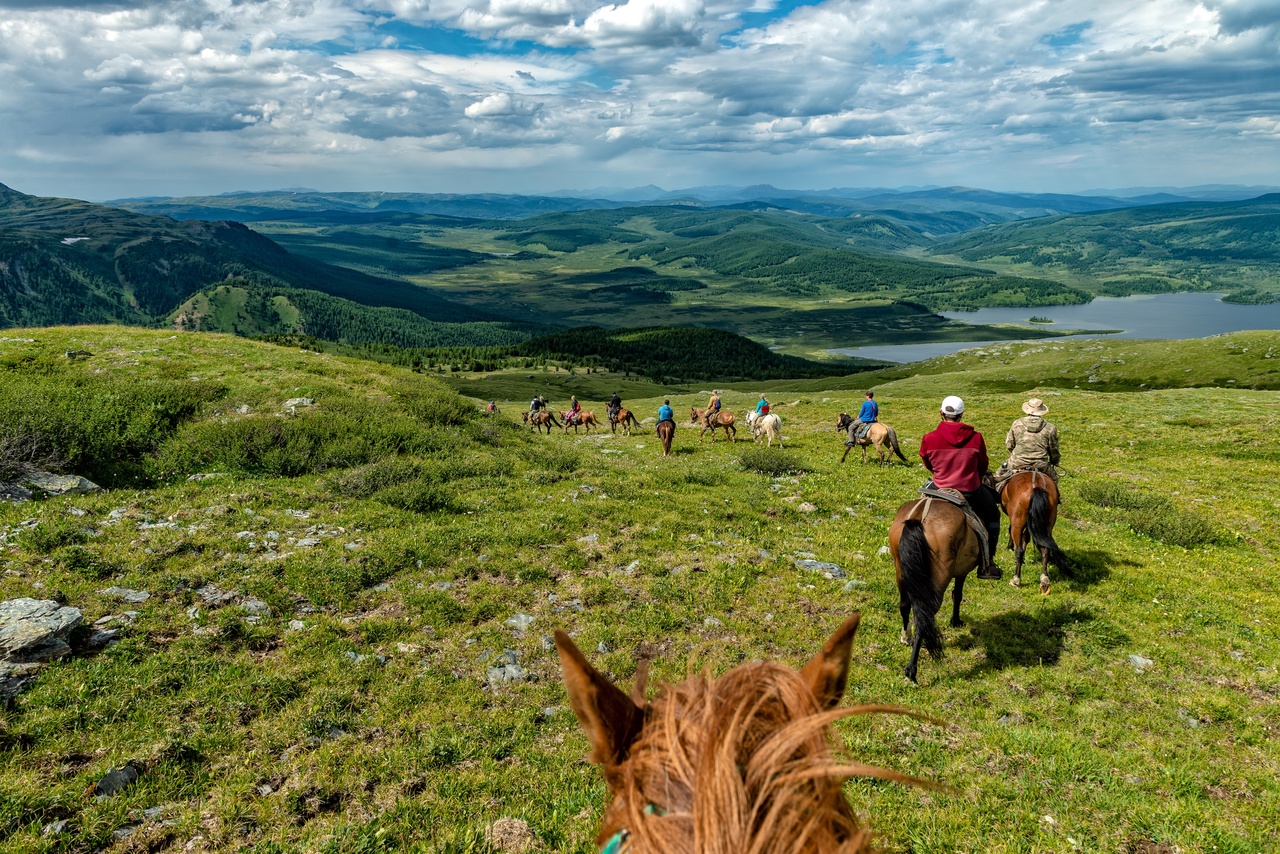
<box><xmin>557</xmin><ymin>614</ymin><xmax>919</xmax><ymax>852</ymax></box>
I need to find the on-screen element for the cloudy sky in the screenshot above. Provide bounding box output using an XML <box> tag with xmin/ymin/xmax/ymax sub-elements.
<box><xmin>1</xmin><ymin>0</ymin><xmax>1278</xmax><ymax>200</ymax></box>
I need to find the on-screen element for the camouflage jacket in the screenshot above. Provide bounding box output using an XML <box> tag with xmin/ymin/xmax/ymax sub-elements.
<box><xmin>1004</xmin><ymin>416</ymin><xmax>1059</xmax><ymax>471</ymax></box>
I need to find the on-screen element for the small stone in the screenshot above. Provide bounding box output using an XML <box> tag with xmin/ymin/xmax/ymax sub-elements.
<box><xmin>1177</xmin><ymin>709</ymin><xmax>1201</xmax><ymax>729</ymax></box>
<box><xmin>113</xmin><ymin>826</ymin><xmax>138</xmax><ymax>840</ymax></box>
<box><xmin>431</xmin><ymin>581</ymin><xmax>454</xmax><ymax>591</ymax></box>
<box><xmin>42</xmin><ymin>820</ymin><xmax>69</xmax><ymax>836</ymax></box>
<box><xmin>541</xmin><ymin>706</ymin><xmax>560</xmax><ymax>718</ymax></box>
<box><xmin>240</xmin><ymin>599</ymin><xmax>272</xmax><ymax>617</ymax></box>
<box><xmin>1229</xmin><ymin>650</ymin><xmax>1244</xmax><ymax>661</ymax></box>
<box><xmin>505</xmin><ymin>613</ymin><xmax>535</xmax><ymax>633</ymax></box>
<box><xmin>100</xmin><ymin>587</ymin><xmax>150</xmax><ymax>604</ymax></box>
<box><xmin>878</xmin><ymin>546</ymin><xmax>891</xmax><ymax>556</ymax></box>
<box><xmin>795</xmin><ymin>559</ymin><xmax>846</xmax><ymax>580</ymax></box>
<box><xmin>287</xmin><ymin>620</ymin><xmax>306</xmax><ymax>632</ymax></box>
<box><xmin>703</xmin><ymin>616</ymin><xmax>724</xmax><ymax>628</ymax></box>
<box><xmin>841</xmin><ymin>579</ymin><xmax>867</xmax><ymax>592</ymax></box>
<box><xmin>1128</xmin><ymin>654</ymin><xmax>1154</xmax><ymax>672</ymax></box>
<box><xmin>487</xmin><ymin>664</ymin><xmax>530</xmax><ymax>684</ymax></box>
<box><xmin>282</xmin><ymin>397</ymin><xmax>315</xmax><ymax>409</ymax></box>
<box><xmin>540</xmin><ymin>634</ymin><xmax>556</xmax><ymax>652</ymax></box>
<box><xmin>297</xmin><ymin>537</ymin><xmax>322</xmax><ymax>548</ymax></box>
<box><xmin>92</xmin><ymin>764</ymin><xmax>140</xmax><ymax>797</ymax></box>
<box><xmin>257</xmin><ymin>784</ymin><xmax>274</xmax><ymax>796</ymax></box>
<box><xmin>596</xmin><ymin>642</ymin><xmax>611</xmax><ymax>654</ymax></box>
<box><xmin>578</xmin><ymin>533</ymin><xmax>599</xmax><ymax>543</ymax></box>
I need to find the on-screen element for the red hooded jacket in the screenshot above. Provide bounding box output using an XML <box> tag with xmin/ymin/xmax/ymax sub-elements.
<box><xmin>919</xmin><ymin>420</ymin><xmax>989</xmax><ymax>492</ymax></box>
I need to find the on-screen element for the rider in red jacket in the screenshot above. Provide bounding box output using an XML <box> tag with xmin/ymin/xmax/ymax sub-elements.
<box><xmin>918</xmin><ymin>395</ymin><xmax>1002</xmax><ymax>580</ymax></box>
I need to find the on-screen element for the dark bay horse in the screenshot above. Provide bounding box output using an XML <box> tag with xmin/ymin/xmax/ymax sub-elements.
<box><xmin>656</xmin><ymin>419</ymin><xmax>675</xmax><ymax>456</ymax></box>
<box><xmin>835</xmin><ymin>414</ymin><xmax>908</xmax><ymax>465</ymax></box>
<box><xmin>610</xmin><ymin>407</ymin><xmax>641</xmax><ymax>436</ymax></box>
<box><xmin>1000</xmin><ymin>470</ymin><xmax>1067</xmax><ymax>595</ymax></box>
<box><xmin>556</xmin><ymin>614</ymin><xmax>925</xmax><ymax>853</ymax></box>
<box><xmin>889</xmin><ymin>496</ymin><xmax>983</xmax><ymax>683</ymax></box>
<box><xmin>690</xmin><ymin>406</ymin><xmax>736</xmax><ymax>442</ymax></box>
<box><xmin>522</xmin><ymin>410</ymin><xmax>562</xmax><ymax>434</ymax></box>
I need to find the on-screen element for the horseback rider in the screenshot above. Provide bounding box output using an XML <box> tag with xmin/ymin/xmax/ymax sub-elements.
<box><xmin>918</xmin><ymin>395</ymin><xmax>1003</xmax><ymax>580</ymax></box>
<box><xmin>851</xmin><ymin>390</ymin><xmax>878</xmax><ymax>442</ymax></box>
<box><xmin>608</xmin><ymin>391</ymin><xmax>622</xmax><ymax>422</ymax></box>
<box><xmin>704</xmin><ymin>390</ymin><xmax>722</xmax><ymax>429</ymax></box>
<box><xmin>529</xmin><ymin>395</ymin><xmax>545</xmax><ymax>416</ymax></box>
<box><xmin>567</xmin><ymin>394</ymin><xmax>581</xmax><ymax>425</ymax></box>
<box><xmin>756</xmin><ymin>394</ymin><xmax>770</xmax><ymax>417</ymax></box>
<box><xmin>995</xmin><ymin>397</ymin><xmax>1060</xmax><ymax>487</ymax></box>
<box><xmin>657</xmin><ymin>399</ymin><xmax>674</xmax><ymax>425</ymax></box>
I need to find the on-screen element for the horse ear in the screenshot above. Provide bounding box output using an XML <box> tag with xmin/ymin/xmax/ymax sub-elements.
<box><xmin>800</xmin><ymin>613</ymin><xmax>861</xmax><ymax>709</ymax></box>
<box><xmin>556</xmin><ymin>630</ymin><xmax>645</xmax><ymax>774</ymax></box>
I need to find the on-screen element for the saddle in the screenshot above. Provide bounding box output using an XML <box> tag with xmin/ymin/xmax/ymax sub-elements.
<box><xmin>993</xmin><ymin>464</ymin><xmax>1058</xmax><ymax>493</ymax></box>
<box><xmin>917</xmin><ymin>481</ymin><xmax>991</xmax><ymax>570</ymax></box>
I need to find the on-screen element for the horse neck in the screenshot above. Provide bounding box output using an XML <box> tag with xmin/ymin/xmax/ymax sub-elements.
<box><xmin>611</xmin><ymin>664</ymin><xmax>867</xmax><ymax>854</ymax></box>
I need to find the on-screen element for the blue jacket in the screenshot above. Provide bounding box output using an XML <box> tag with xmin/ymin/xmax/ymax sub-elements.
<box><xmin>657</xmin><ymin>405</ymin><xmax>674</xmax><ymax>422</ymax></box>
<box><xmin>858</xmin><ymin>399</ymin><xmax>879</xmax><ymax>423</ymax></box>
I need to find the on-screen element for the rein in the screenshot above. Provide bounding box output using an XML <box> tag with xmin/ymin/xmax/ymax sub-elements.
<box><xmin>600</xmin><ymin>804</ymin><xmax>663</xmax><ymax>853</ymax></box>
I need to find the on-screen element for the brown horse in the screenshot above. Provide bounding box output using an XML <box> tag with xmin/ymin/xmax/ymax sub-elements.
<box><xmin>563</xmin><ymin>410</ymin><xmax>599</xmax><ymax>434</ymax></box>
<box><xmin>690</xmin><ymin>406</ymin><xmax>736</xmax><ymax>442</ymax></box>
<box><xmin>556</xmin><ymin>614</ymin><xmax>924</xmax><ymax>853</ymax></box>
<box><xmin>656</xmin><ymin>419</ymin><xmax>675</xmax><ymax>456</ymax></box>
<box><xmin>889</xmin><ymin>496</ymin><xmax>983</xmax><ymax>683</ymax></box>
<box><xmin>836</xmin><ymin>414</ymin><xmax>907</xmax><ymax>465</ymax></box>
<box><xmin>610</xmin><ymin>407</ymin><xmax>641</xmax><ymax>436</ymax></box>
<box><xmin>522</xmin><ymin>410</ymin><xmax>562</xmax><ymax>434</ymax></box>
<box><xmin>1000</xmin><ymin>470</ymin><xmax>1067</xmax><ymax>595</ymax></box>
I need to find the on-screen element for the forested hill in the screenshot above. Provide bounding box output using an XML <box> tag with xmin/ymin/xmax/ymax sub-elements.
<box><xmin>930</xmin><ymin>194</ymin><xmax>1280</xmax><ymax>301</ymax></box>
<box><xmin>0</xmin><ymin>182</ymin><xmax>528</xmax><ymax>346</ymax></box>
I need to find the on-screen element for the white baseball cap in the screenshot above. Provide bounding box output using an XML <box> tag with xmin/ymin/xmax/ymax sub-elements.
<box><xmin>941</xmin><ymin>395</ymin><xmax>965</xmax><ymax>416</ymax></box>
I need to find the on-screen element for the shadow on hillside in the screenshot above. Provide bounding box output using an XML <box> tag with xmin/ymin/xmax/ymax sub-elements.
<box><xmin>1057</xmin><ymin>547</ymin><xmax>1131</xmax><ymax>591</ymax></box>
<box><xmin>954</xmin><ymin>602</ymin><xmax>1116</xmax><ymax>676</ymax></box>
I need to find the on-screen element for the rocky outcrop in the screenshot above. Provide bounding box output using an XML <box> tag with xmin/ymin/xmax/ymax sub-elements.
<box><xmin>0</xmin><ymin>471</ymin><xmax>101</xmax><ymax>503</ymax></box>
<box><xmin>0</xmin><ymin>598</ymin><xmax>84</xmax><ymax>700</ymax></box>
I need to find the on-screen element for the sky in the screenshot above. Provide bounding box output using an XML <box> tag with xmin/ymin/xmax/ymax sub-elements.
<box><xmin>1</xmin><ymin>0</ymin><xmax>1278</xmax><ymax>201</ymax></box>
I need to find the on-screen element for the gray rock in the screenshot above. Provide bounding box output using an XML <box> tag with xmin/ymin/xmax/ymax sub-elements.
<box><xmin>85</xmin><ymin>629</ymin><xmax>120</xmax><ymax>648</ymax></box>
<box><xmin>92</xmin><ymin>764</ymin><xmax>140</xmax><ymax>797</ymax></box>
<box><xmin>0</xmin><ymin>598</ymin><xmax>84</xmax><ymax>663</ymax></box>
<box><xmin>24</xmin><ymin>472</ymin><xmax>102</xmax><ymax>496</ymax></box>
<box><xmin>878</xmin><ymin>546</ymin><xmax>891</xmax><ymax>556</ymax></box>
<box><xmin>487</xmin><ymin>663</ymin><xmax>530</xmax><ymax>684</ymax></box>
<box><xmin>0</xmin><ymin>483</ymin><xmax>33</xmax><ymax>502</ymax></box>
<box><xmin>703</xmin><ymin>616</ymin><xmax>724</xmax><ymax>628</ymax></box>
<box><xmin>101</xmin><ymin>587</ymin><xmax>150</xmax><ymax>604</ymax></box>
<box><xmin>577</xmin><ymin>533</ymin><xmax>599</xmax><ymax>543</ymax></box>
<box><xmin>795</xmin><ymin>559</ymin><xmax>847</xmax><ymax>580</ymax></box>
<box><xmin>540</xmin><ymin>634</ymin><xmax>556</xmax><ymax>652</ymax></box>
<box><xmin>431</xmin><ymin>581</ymin><xmax>454</xmax><ymax>592</ymax></box>
<box><xmin>505</xmin><ymin>613</ymin><xmax>535</xmax><ymax>633</ymax></box>
<box><xmin>282</xmin><ymin>397</ymin><xmax>315</xmax><ymax>409</ymax></box>
<box><xmin>287</xmin><ymin>620</ymin><xmax>306</xmax><ymax>632</ymax></box>
<box><xmin>0</xmin><ymin>662</ymin><xmax>46</xmax><ymax>699</ymax></box>
<box><xmin>297</xmin><ymin>537</ymin><xmax>322</xmax><ymax>548</ymax></box>
<box><xmin>1128</xmin><ymin>654</ymin><xmax>1154</xmax><ymax>672</ymax></box>
<box><xmin>596</xmin><ymin>642</ymin><xmax>611</xmax><ymax>654</ymax></box>
<box><xmin>841</xmin><ymin>579</ymin><xmax>868</xmax><ymax>592</ymax></box>
<box><xmin>41</xmin><ymin>819</ymin><xmax>69</xmax><ymax>836</ymax></box>
<box><xmin>241</xmin><ymin>599</ymin><xmax>272</xmax><ymax>617</ymax></box>
<box><xmin>197</xmin><ymin>585</ymin><xmax>239</xmax><ymax>607</ymax></box>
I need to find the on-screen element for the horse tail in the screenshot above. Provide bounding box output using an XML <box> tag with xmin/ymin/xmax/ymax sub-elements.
<box><xmin>1028</xmin><ymin>487</ymin><xmax>1066</xmax><ymax>569</ymax></box>
<box><xmin>888</xmin><ymin>427</ymin><xmax>908</xmax><ymax>462</ymax></box>
<box><xmin>548</xmin><ymin>411</ymin><xmax>563</xmax><ymax>427</ymax></box>
<box><xmin>899</xmin><ymin>519</ymin><xmax>944</xmax><ymax>660</ymax></box>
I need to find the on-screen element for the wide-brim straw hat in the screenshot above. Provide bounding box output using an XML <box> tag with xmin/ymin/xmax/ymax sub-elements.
<box><xmin>1022</xmin><ymin>398</ymin><xmax>1049</xmax><ymax>416</ymax></box>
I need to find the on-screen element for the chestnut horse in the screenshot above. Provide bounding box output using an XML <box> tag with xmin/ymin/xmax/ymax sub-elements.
<box><xmin>522</xmin><ymin>410</ymin><xmax>562</xmax><ymax>434</ymax></box>
<box><xmin>564</xmin><ymin>410</ymin><xmax>599</xmax><ymax>434</ymax></box>
<box><xmin>556</xmin><ymin>614</ymin><xmax>925</xmax><ymax>853</ymax></box>
<box><xmin>889</xmin><ymin>496</ymin><xmax>983</xmax><ymax>683</ymax></box>
<box><xmin>1000</xmin><ymin>470</ymin><xmax>1067</xmax><ymax>595</ymax></box>
<box><xmin>610</xmin><ymin>407</ymin><xmax>641</xmax><ymax>436</ymax></box>
<box><xmin>690</xmin><ymin>406</ymin><xmax>736</xmax><ymax>442</ymax></box>
<box><xmin>656</xmin><ymin>419</ymin><xmax>675</xmax><ymax>456</ymax></box>
<box><xmin>835</xmin><ymin>414</ymin><xmax>907</xmax><ymax>465</ymax></box>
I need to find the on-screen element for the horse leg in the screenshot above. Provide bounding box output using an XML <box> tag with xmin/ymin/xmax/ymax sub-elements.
<box><xmin>1010</xmin><ymin>518</ymin><xmax>1026</xmax><ymax>589</ymax></box>
<box><xmin>1039</xmin><ymin>540</ymin><xmax>1052</xmax><ymax>596</ymax></box>
<box><xmin>950</xmin><ymin>575</ymin><xmax>966</xmax><ymax>628</ymax></box>
<box><xmin>899</xmin><ymin>594</ymin><xmax>912</xmax><ymax>646</ymax></box>
<box><xmin>905</xmin><ymin>621</ymin><xmax>926</xmax><ymax>683</ymax></box>
<box><xmin>840</xmin><ymin>445</ymin><xmax>851</xmax><ymax>463</ymax></box>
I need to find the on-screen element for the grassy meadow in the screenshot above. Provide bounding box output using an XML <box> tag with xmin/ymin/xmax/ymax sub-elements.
<box><xmin>1</xmin><ymin>327</ymin><xmax>1278</xmax><ymax>853</ymax></box>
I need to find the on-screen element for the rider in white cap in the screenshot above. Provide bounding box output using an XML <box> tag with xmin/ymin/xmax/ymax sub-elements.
<box><xmin>918</xmin><ymin>395</ymin><xmax>1003</xmax><ymax>579</ymax></box>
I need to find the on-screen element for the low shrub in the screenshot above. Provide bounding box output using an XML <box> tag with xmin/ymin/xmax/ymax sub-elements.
<box><xmin>1079</xmin><ymin>480</ymin><xmax>1228</xmax><ymax>547</ymax></box>
<box><xmin>738</xmin><ymin>447</ymin><xmax>806</xmax><ymax>476</ymax></box>
<box><xmin>16</xmin><ymin>519</ymin><xmax>89</xmax><ymax>554</ymax></box>
<box><xmin>376</xmin><ymin>479</ymin><xmax>454</xmax><ymax>513</ymax></box>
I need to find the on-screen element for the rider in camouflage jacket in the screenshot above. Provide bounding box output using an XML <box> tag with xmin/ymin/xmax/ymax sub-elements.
<box><xmin>1002</xmin><ymin>398</ymin><xmax>1060</xmax><ymax>480</ymax></box>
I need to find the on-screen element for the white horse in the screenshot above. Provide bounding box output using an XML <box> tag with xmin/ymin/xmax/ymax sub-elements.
<box><xmin>751</xmin><ymin>412</ymin><xmax>783</xmax><ymax>447</ymax></box>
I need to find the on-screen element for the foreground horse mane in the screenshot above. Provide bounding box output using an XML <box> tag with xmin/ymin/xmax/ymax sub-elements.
<box><xmin>557</xmin><ymin>615</ymin><xmax>922</xmax><ymax>854</ymax></box>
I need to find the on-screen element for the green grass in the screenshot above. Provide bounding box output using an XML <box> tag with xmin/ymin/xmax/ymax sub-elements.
<box><xmin>1</xmin><ymin>326</ymin><xmax>1278</xmax><ymax>853</ymax></box>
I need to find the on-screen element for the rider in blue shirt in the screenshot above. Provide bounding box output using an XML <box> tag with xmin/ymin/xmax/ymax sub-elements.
<box><xmin>657</xmin><ymin>400</ymin><xmax>674</xmax><ymax>423</ymax></box>
<box><xmin>853</xmin><ymin>391</ymin><xmax>879</xmax><ymax>441</ymax></box>
<box><xmin>756</xmin><ymin>395</ymin><xmax>769</xmax><ymax>415</ymax></box>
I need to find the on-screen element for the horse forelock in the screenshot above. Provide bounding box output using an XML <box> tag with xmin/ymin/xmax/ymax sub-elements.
<box><xmin>603</xmin><ymin>662</ymin><xmax>873</xmax><ymax>854</ymax></box>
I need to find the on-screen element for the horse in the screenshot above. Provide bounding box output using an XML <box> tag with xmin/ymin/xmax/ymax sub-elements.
<box><xmin>1000</xmin><ymin>470</ymin><xmax>1068</xmax><ymax>595</ymax></box>
<box><xmin>752</xmin><ymin>412</ymin><xmax>783</xmax><ymax>448</ymax></box>
<box><xmin>835</xmin><ymin>414</ymin><xmax>907</xmax><ymax>465</ymax></box>
<box><xmin>610</xmin><ymin>407</ymin><xmax>641</xmax><ymax>436</ymax></box>
<box><xmin>690</xmin><ymin>406</ymin><xmax>736</xmax><ymax>443</ymax></box>
<box><xmin>656</xmin><ymin>419</ymin><xmax>675</xmax><ymax>457</ymax></box>
<box><xmin>889</xmin><ymin>495</ymin><xmax>983</xmax><ymax>683</ymax></box>
<box><xmin>556</xmin><ymin>613</ymin><xmax>925</xmax><ymax>853</ymax></box>
<box><xmin>563</xmin><ymin>410</ymin><xmax>599</xmax><ymax>434</ymax></box>
<box><xmin>522</xmin><ymin>410</ymin><xmax>562</xmax><ymax>434</ymax></box>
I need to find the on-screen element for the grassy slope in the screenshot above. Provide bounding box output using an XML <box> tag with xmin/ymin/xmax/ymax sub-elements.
<box><xmin>1</xmin><ymin>328</ymin><xmax>1278</xmax><ymax>853</ymax></box>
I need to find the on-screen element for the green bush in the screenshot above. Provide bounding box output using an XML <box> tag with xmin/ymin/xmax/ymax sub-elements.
<box><xmin>376</xmin><ymin>479</ymin><xmax>454</xmax><ymax>513</ymax></box>
<box><xmin>16</xmin><ymin>519</ymin><xmax>89</xmax><ymax>554</ymax></box>
<box><xmin>1080</xmin><ymin>480</ymin><xmax>1227</xmax><ymax>547</ymax></box>
<box><xmin>333</xmin><ymin>457</ymin><xmax>423</xmax><ymax>498</ymax></box>
<box><xmin>738</xmin><ymin>447</ymin><xmax>806</xmax><ymax>477</ymax></box>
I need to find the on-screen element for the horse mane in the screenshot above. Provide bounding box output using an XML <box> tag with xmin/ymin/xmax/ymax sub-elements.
<box><xmin>605</xmin><ymin>661</ymin><xmax>910</xmax><ymax>854</ymax></box>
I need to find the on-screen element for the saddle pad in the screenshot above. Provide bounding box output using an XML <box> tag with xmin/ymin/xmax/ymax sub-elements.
<box><xmin>918</xmin><ymin>484</ymin><xmax>967</xmax><ymax>505</ymax></box>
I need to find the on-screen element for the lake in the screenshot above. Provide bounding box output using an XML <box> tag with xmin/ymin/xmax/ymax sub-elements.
<box><xmin>828</xmin><ymin>292</ymin><xmax>1280</xmax><ymax>363</ymax></box>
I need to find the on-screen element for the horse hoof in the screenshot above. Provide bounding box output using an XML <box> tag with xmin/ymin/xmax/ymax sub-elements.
<box><xmin>900</xmin><ymin>631</ymin><xmax>911</xmax><ymax>646</ymax></box>
<box><xmin>1040</xmin><ymin>578</ymin><xmax>1051</xmax><ymax>595</ymax></box>
<box><xmin>903</xmin><ymin>666</ymin><xmax>918</xmax><ymax>683</ymax></box>
<box><xmin>1010</xmin><ymin>576</ymin><xmax>1021</xmax><ymax>588</ymax></box>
